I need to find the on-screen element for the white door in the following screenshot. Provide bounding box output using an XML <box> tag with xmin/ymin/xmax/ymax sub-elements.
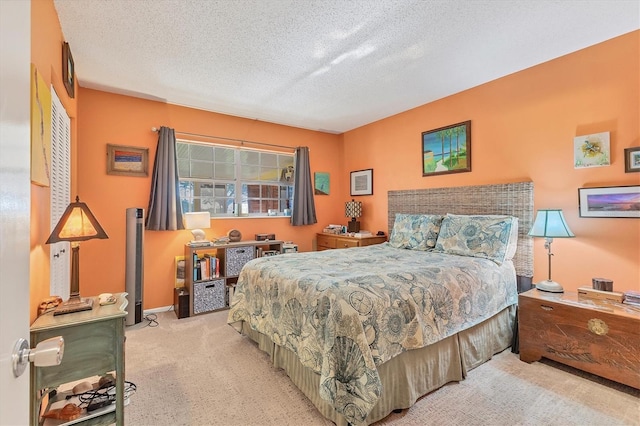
<box><xmin>0</xmin><ymin>1</ymin><xmax>32</xmax><ymax>424</ymax></box>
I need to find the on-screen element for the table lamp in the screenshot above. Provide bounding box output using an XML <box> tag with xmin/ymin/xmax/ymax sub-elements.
<box><xmin>528</xmin><ymin>209</ymin><xmax>575</xmax><ymax>293</ymax></box>
<box><xmin>184</xmin><ymin>211</ymin><xmax>211</xmax><ymax>243</ymax></box>
<box><xmin>46</xmin><ymin>196</ymin><xmax>108</xmax><ymax>315</ymax></box>
<box><xmin>345</xmin><ymin>199</ymin><xmax>362</xmax><ymax>233</ymax></box>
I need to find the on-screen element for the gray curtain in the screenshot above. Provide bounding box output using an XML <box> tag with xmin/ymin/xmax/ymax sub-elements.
<box><xmin>291</xmin><ymin>146</ymin><xmax>317</xmax><ymax>226</ymax></box>
<box><xmin>146</xmin><ymin>126</ymin><xmax>184</xmax><ymax>230</ymax></box>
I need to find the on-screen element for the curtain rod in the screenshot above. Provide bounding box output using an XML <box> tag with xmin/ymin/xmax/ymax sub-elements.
<box><xmin>151</xmin><ymin>127</ymin><xmax>295</xmax><ymax>151</ymax></box>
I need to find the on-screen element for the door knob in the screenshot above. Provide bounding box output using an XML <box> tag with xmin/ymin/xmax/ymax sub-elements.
<box><xmin>12</xmin><ymin>336</ymin><xmax>64</xmax><ymax>377</ymax></box>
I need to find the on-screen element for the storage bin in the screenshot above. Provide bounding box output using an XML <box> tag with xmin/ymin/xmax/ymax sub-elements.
<box><xmin>193</xmin><ymin>279</ymin><xmax>225</xmax><ymax>314</ymax></box>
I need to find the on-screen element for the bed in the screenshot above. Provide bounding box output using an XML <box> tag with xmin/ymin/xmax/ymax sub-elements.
<box><xmin>227</xmin><ymin>182</ymin><xmax>533</xmax><ymax>425</ymax></box>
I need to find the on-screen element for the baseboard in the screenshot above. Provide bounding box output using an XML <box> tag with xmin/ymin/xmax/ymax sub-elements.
<box><xmin>144</xmin><ymin>305</ymin><xmax>174</xmax><ymax>315</ymax></box>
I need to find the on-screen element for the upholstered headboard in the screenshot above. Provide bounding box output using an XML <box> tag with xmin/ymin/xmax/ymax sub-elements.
<box><xmin>388</xmin><ymin>181</ymin><xmax>534</xmax><ymax>278</ymax></box>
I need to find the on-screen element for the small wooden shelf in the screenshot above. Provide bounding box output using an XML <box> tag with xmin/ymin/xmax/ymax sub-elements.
<box><xmin>183</xmin><ymin>240</ymin><xmax>284</xmax><ymax>317</ymax></box>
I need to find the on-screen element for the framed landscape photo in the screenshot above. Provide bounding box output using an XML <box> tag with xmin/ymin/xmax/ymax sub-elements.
<box><xmin>578</xmin><ymin>185</ymin><xmax>640</xmax><ymax>218</ymax></box>
<box><xmin>624</xmin><ymin>147</ymin><xmax>640</xmax><ymax>173</ymax></box>
<box><xmin>107</xmin><ymin>144</ymin><xmax>149</xmax><ymax>177</ymax></box>
<box><xmin>350</xmin><ymin>169</ymin><xmax>373</xmax><ymax>196</ymax></box>
<box><xmin>422</xmin><ymin>120</ymin><xmax>471</xmax><ymax>177</ymax></box>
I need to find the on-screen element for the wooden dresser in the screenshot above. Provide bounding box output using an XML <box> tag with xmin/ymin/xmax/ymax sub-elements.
<box><xmin>316</xmin><ymin>233</ymin><xmax>387</xmax><ymax>250</ymax></box>
<box><xmin>518</xmin><ymin>289</ymin><xmax>640</xmax><ymax>389</ymax></box>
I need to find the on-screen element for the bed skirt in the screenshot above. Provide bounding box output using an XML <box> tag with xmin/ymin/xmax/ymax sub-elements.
<box><xmin>230</xmin><ymin>305</ymin><xmax>516</xmax><ymax>425</ymax></box>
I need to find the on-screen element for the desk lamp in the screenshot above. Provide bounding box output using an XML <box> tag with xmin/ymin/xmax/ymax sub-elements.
<box><xmin>184</xmin><ymin>211</ymin><xmax>211</xmax><ymax>244</ymax></box>
<box><xmin>345</xmin><ymin>199</ymin><xmax>362</xmax><ymax>233</ymax></box>
<box><xmin>46</xmin><ymin>196</ymin><xmax>108</xmax><ymax>315</ymax></box>
<box><xmin>528</xmin><ymin>209</ymin><xmax>575</xmax><ymax>293</ymax></box>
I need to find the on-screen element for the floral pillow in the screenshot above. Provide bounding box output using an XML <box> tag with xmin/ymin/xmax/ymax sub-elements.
<box><xmin>434</xmin><ymin>214</ymin><xmax>518</xmax><ymax>264</ymax></box>
<box><xmin>389</xmin><ymin>214</ymin><xmax>443</xmax><ymax>251</ymax></box>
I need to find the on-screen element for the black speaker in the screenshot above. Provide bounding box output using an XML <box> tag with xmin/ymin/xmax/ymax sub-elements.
<box><xmin>125</xmin><ymin>208</ymin><xmax>144</xmax><ymax>326</ymax></box>
<box><xmin>174</xmin><ymin>287</ymin><xmax>190</xmax><ymax>319</ymax></box>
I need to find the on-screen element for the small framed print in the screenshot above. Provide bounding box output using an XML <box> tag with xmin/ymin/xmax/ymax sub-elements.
<box><xmin>62</xmin><ymin>42</ymin><xmax>75</xmax><ymax>98</ymax></box>
<box><xmin>314</xmin><ymin>172</ymin><xmax>330</xmax><ymax>195</ymax></box>
<box><xmin>574</xmin><ymin>132</ymin><xmax>610</xmax><ymax>168</ymax></box>
<box><xmin>350</xmin><ymin>169</ymin><xmax>373</xmax><ymax>196</ymax></box>
<box><xmin>624</xmin><ymin>147</ymin><xmax>640</xmax><ymax>173</ymax></box>
<box><xmin>578</xmin><ymin>185</ymin><xmax>640</xmax><ymax>218</ymax></box>
<box><xmin>107</xmin><ymin>144</ymin><xmax>149</xmax><ymax>177</ymax></box>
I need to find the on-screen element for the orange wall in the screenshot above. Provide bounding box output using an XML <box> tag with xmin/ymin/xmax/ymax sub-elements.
<box><xmin>31</xmin><ymin>0</ymin><xmax>639</xmax><ymax>316</ymax></box>
<box><xmin>343</xmin><ymin>31</ymin><xmax>640</xmax><ymax>293</ymax></box>
<box><xmin>30</xmin><ymin>0</ymin><xmax>79</xmax><ymax>321</ymax></box>
<box><xmin>76</xmin><ymin>90</ymin><xmax>342</xmax><ymax>309</ymax></box>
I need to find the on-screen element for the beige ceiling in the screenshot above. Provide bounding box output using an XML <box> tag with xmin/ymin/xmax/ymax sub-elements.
<box><xmin>53</xmin><ymin>0</ymin><xmax>639</xmax><ymax>134</ymax></box>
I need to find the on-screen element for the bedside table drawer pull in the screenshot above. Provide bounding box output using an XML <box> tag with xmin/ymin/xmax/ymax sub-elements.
<box><xmin>540</xmin><ymin>304</ymin><xmax>554</xmax><ymax>311</ymax></box>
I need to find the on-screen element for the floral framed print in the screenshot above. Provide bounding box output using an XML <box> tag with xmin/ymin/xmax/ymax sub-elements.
<box><xmin>350</xmin><ymin>169</ymin><xmax>373</xmax><ymax>196</ymax></box>
<box><xmin>578</xmin><ymin>185</ymin><xmax>640</xmax><ymax>218</ymax></box>
<box><xmin>624</xmin><ymin>147</ymin><xmax>640</xmax><ymax>173</ymax></box>
<box><xmin>574</xmin><ymin>131</ymin><xmax>610</xmax><ymax>168</ymax></box>
<box><xmin>422</xmin><ymin>120</ymin><xmax>471</xmax><ymax>177</ymax></box>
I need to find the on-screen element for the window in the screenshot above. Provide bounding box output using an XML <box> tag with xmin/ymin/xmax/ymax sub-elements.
<box><xmin>177</xmin><ymin>141</ymin><xmax>294</xmax><ymax>217</ymax></box>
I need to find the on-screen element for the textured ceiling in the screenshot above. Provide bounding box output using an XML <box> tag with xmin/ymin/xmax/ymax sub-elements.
<box><xmin>53</xmin><ymin>0</ymin><xmax>639</xmax><ymax>134</ymax></box>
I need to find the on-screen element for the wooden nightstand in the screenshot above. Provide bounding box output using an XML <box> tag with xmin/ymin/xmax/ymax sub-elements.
<box><xmin>518</xmin><ymin>289</ymin><xmax>640</xmax><ymax>389</ymax></box>
<box><xmin>316</xmin><ymin>233</ymin><xmax>387</xmax><ymax>251</ymax></box>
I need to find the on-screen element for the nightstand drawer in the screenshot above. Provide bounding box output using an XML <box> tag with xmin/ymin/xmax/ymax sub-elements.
<box><xmin>336</xmin><ymin>238</ymin><xmax>359</xmax><ymax>248</ymax></box>
<box><xmin>317</xmin><ymin>234</ymin><xmax>336</xmax><ymax>249</ymax></box>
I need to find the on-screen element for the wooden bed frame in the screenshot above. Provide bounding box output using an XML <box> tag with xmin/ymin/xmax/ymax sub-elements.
<box><xmin>234</xmin><ymin>181</ymin><xmax>534</xmax><ymax>425</ymax></box>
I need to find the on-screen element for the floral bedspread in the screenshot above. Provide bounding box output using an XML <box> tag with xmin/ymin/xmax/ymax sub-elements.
<box><xmin>227</xmin><ymin>243</ymin><xmax>517</xmax><ymax>424</ymax></box>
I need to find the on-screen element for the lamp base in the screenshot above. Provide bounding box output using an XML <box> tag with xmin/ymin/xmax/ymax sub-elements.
<box><xmin>347</xmin><ymin>221</ymin><xmax>360</xmax><ymax>233</ymax></box>
<box><xmin>53</xmin><ymin>296</ymin><xmax>94</xmax><ymax>316</ymax></box>
<box><xmin>535</xmin><ymin>280</ymin><xmax>564</xmax><ymax>293</ymax></box>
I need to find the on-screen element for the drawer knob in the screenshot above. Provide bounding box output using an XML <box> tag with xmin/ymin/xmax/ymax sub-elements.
<box><xmin>540</xmin><ymin>304</ymin><xmax>553</xmax><ymax>311</ymax></box>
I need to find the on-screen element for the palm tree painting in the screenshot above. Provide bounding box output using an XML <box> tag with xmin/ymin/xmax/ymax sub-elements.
<box><xmin>422</xmin><ymin>121</ymin><xmax>471</xmax><ymax>176</ymax></box>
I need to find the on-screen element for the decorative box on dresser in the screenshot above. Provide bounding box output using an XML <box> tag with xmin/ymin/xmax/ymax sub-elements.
<box><xmin>518</xmin><ymin>289</ymin><xmax>640</xmax><ymax>389</ymax></box>
<box><xmin>30</xmin><ymin>293</ymin><xmax>128</xmax><ymax>425</ymax></box>
<box><xmin>316</xmin><ymin>233</ymin><xmax>387</xmax><ymax>251</ymax></box>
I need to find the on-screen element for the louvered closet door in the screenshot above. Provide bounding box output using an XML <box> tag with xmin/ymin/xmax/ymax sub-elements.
<box><xmin>50</xmin><ymin>88</ymin><xmax>71</xmax><ymax>299</ymax></box>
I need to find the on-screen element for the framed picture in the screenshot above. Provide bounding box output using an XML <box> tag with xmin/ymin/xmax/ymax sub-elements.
<box><xmin>62</xmin><ymin>42</ymin><xmax>75</xmax><ymax>98</ymax></box>
<box><xmin>314</xmin><ymin>172</ymin><xmax>330</xmax><ymax>195</ymax></box>
<box><xmin>107</xmin><ymin>144</ymin><xmax>149</xmax><ymax>177</ymax></box>
<box><xmin>578</xmin><ymin>185</ymin><xmax>640</xmax><ymax>218</ymax></box>
<box><xmin>574</xmin><ymin>132</ymin><xmax>610</xmax><ymax>168</ymax></box>
<box><xmin>624</xmin><ymin>147</ymin><xmax>640</xmax><ymax>173</ymax></box>
<box><xmin>175</xmin><ymin>256</ymin><xmax>186</xmax><ymax>288</ymax></box>
<box><xmin>422</xmin><ymin>120</ymin><xmax>471</xmax><ymax>177</ymax></box>
<box><xmin>350</xmin><ymin>169</ymin><xmax>373</xmax><ymax>196</ymax></box>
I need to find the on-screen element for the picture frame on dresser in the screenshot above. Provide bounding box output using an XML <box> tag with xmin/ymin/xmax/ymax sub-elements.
<box><xmin>578</xmin><ymin>185</ymin><xmax>640</xmax><ymax>218</ymax></box>
<box><xmin>350</xmin><ymin>169</ymin><xmax>373</xmax><ymax>196</ymax></box>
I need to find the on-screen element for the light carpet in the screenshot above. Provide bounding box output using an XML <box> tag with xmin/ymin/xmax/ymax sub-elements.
<box><xmin>124</xmin><ymin>310</ymin><xmax>639</xmax><ymax>426</ymax></box>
